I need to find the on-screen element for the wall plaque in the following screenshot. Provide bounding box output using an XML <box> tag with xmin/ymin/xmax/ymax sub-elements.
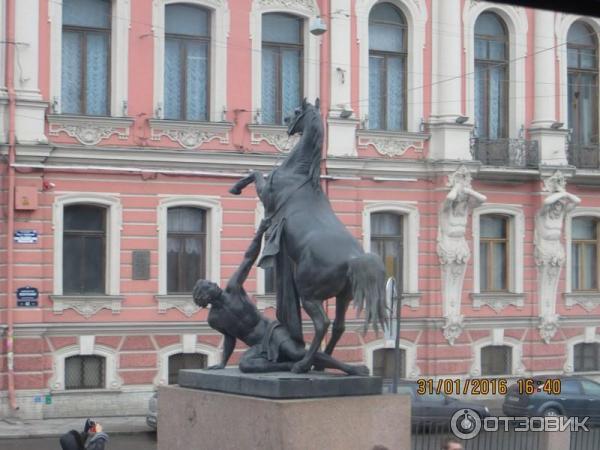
<box><xmin>132</xmin><ymin>250</ymin><xmax>151</xmax><ymax>280</ymax></box>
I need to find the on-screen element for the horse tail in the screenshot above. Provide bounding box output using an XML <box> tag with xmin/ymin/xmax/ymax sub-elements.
<box><xmin>347</xmin><ymin>253</ymin><xmax>387</xmax><ymax>334</ymax></box>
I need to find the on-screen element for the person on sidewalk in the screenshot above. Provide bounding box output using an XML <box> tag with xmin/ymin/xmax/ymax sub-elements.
<box><xmin>83</xmin><ymin>420</ymin><xmax>109</xmax><ymax>450</ymax></box>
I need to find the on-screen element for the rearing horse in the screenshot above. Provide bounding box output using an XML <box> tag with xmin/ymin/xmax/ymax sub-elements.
<box><xmin>230</xmin><ymin>99</ymin><xmax>387</xmax><ymax>373</ymax></box>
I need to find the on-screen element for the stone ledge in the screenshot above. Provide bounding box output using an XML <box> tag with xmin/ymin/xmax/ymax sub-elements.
<box><xmin>48</xmin><ymin>114</ymin><xmax>133</xmax><ymax>146</ymax></box>
<box><xmin>50</xmin><ymin>295</ymin><xmax>124</xmax><ymax>318</ymax></box>
<box><xmin>149</xmin><ymin>119</ymin><xmax>232</xmax><ymax>149</ymax></box>
<box><xmin>356</xmin><ymin>128</ymin><xmax>429</xmax><ymax>157</ymax></box>
<box><xmin>155</xmin><ymin>294</ymin><xmax>199</xmax><ymax>317</ymax></box>
<box><xmin>471</xmin><ymin>292</ymin><xmax>525</xmax><ymax>313</ymax></box>
<box><xmin>564</xmin><ymin>292</ymin><xmax>600</xmax><ymax>312</ymax></box>
<box><xmin>248</xmin><ymin>123</ymin><xmax>299</xmax><ymax>153</ymax></box>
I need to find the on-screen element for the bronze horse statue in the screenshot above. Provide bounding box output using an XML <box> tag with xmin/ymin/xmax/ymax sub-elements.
<box><xmin>230</xmin><ymin>99</ymin><xmax>386</xmax><ymax>373</ymax></box>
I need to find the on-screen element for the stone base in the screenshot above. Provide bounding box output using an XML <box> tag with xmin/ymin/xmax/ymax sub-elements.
<box><xmin>178</xmin><ymin>368</ymin><xmax>382</xmax><ymax>399</ymax></box>
<box><xmin>158</xmin><ymin>385</ymin><xmax>411</xmax><ymax>450</ymax></box>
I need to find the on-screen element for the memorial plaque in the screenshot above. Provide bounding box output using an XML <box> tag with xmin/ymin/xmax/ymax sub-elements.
<box><xmin>132</xmin><ymin>250</ymin><xmax>150</xmax><ymax>280</ymax></box>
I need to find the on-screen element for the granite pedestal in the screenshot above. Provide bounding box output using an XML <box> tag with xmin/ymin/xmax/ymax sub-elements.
<box><xmin>158</xmin><ymin>384</ymin><xmax>411</xmax><ymax>450</ymax></box>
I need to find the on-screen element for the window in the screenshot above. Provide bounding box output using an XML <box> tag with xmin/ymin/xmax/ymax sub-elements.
<box><xmin>63</xmin><ymin>205</ymin><xmax>107</xmax><ymax>294</ymax></box>
<box><xmin>261</xmin><ymin>13</ymin><xmax>303</xmax><ymax>125</ymax></box>
<box><xmin>371</xmin><ymin>213</ymin><xmax>403</xmax><ymax>289</ymax></box>
<box><xmin>164</xmin><ymin>4</ymin><xmax>210</xmax><ymax>121</ymax></box>
<box><xmin>571</xmin><ymin>217</ymin><xmax>599</xmax><ymax>291</ymax></box>
<box><xmin>581</xmin><ymin>379</ymin><xmax>600</xmax><ymax>395</ymax></box>
<box><xmin>61</xmin><ymin>0</ymin><xmax>111</xmax><ymax>116</ymax></box>
<box><xmin>168</xmin><ymin>353</ymin><xmax>207</xmax><ymax>384</ymax></box>
<box><xmin>567</xmin><ymin>22</ymin><xmax>598</xmax><ymax>146</ymax></box>
<box><xmin>560</xmin><ymin>379</ymin><xmax>582</xmax><ymax>395</ymax></box>
<box><xmin>479</xmin><ymin>214</ymin><xmax>508</xmax><ymax>292</ymax></box>
<box><xmin>474</xmin><ymin>12</ymin><xmax>508</xmax><ymax>139</ymax></box>
<box><xmin>368</xmin><ymin>3</ymin><xmax>407</xmax><ymax>131</ymax></box>
<box><xmin>481</xmin><ymin>345</ymin><xmax>511</xmax><ymax>375</ymax></box>
<box><xmin>167</xmin><ymin>207</ymin><xmax>206</xmax><ymax>294</ymax></box>
<box><xmin>574</xmin><ymin>343</ymin><xmax>600</xmax><ymax>372</ymax></box>
<box><xmin>373</xmin><ymin>348</ymin><xmax>406</xmax><ymax>380</ymax></box>
<box><xmin>65</xmin><ymin>355</ymin><xmax>105</xmax><ymax>389</ymax></box>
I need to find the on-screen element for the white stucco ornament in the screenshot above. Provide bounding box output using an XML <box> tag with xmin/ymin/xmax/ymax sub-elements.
<box><xmin>535</xmin><ymin>171</ymin><xmax>580</xmax><ymax>343</ymax></box>
<box><xmin>438</xmin><ymin>166</ymin><xmax>486</xmax><ymax>345</ymax></box>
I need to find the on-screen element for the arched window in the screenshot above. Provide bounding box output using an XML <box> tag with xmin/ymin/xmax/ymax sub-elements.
<box><xmin>373</xmin><ymin>348</ymin><xmax>406</xmax><ymax>381</ymax></box>
<box><xmin>63</xmin><ymin>204</ymin><xmax>107</xmax><ymax>294</ymax></box>
<box><xmin>474</xmin><ymin>12</ymin><xmax>508</xmax><ymax>140</ymax></box>
<box><xmin>370</xmin><ymin>212</ymin><xmax>403</xmax><ymax>288</ymax></box>
<box><xmin>479</xmin><ymin>214</ymin><xmax>508</xmax><ymax>292</ymax></box>
<box><xmin>164</xmin><ymin>4</ymin><xmax>210</xmax><ymax>121</ymax></box>
<box><xmin>167</xmin><ymin>207</ymin><xmax>206</xmax><ymax>294</ymax></box>
<box><xmin>567</xmin><ymin>22</ymin><xmax>598</xmax><ymax>156</ymax></box>
<box><xmin>168</xmin><ymin>353</ymin><xmax>207</xmax><ymax>384</ymax></box>
<box><xmin>61</xmin><ymin>0</ymin><xmax>111</xmax><ymax>115</ymax></box>
<box><xmin>481</xmin><ymin>345</ymin><xmax>511</xmax><ymax>375</ymax></box>
<box><xmin>368</xmin><ymin>3</ymin><xmax>407</xmax><ymax>131</ymax></box>
<box><xmin>261</xmin><ymin>13</ymin><xmax>303</xmax><ymax>125</ymax></box>
<box><xmin>574</xmin><ymin>342</ymin><xmax>600</xmax><ymax>372</ymax></box>
<box><xmin>571</xmin><ymin>217</ymin><xmax>599</xmax><ymax>291</ymax></box>
<box><xmin>65</xmin><ymin>355</ymin><xmax>106</xmax><ymax>390</ymax></box>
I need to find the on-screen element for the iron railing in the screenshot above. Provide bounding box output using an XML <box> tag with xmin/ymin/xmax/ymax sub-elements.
<box><xmin>471</xmin><ymin>138</ymin><xmax>540</xmax><ymax>168</ymax></box>
<box><xmin>567</xmin><ymin>143</ymin><xmax>600</xmax><ymax>169</ymax></box>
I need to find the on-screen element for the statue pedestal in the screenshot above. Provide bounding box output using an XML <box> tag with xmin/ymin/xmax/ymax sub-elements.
<box><xmin>157</xmin><ymin>382</ymin><xmax>411</xmax><ymax>450</ymax></box>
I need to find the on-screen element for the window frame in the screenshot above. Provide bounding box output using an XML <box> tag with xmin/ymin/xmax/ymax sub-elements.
<box><xmin>155</xmin><ymin>341</ymin><xmax>219</xmax><ymax>385</ymax></box>
<box><xmin>470</xmin><ymin>334</ymin><xmax>523</xmax><ymax>377</ymax></box>
<box><xmin>574</xmin><ymin>342</ymin><xmax>600</xmax><ymax>372</ymax></box>
<box><xmin>157</xmin><ymin>196</ymin><xmax>222</xmax><ymax>296</ymax></box>
<box><xmin>62</xmin><ymin>13</ymin><xmax>112</xmax><ymax>116</ymax></box>
<box><xmin>261</xmin><ymin>13</ymin><xmax>305</xmax><ymax>125</ymax></box>
<box><xmin>65</xmin><ymin>354</ymin><xmax>106</xmax><ymax>390</ymax></box>
<box><xmin>163</xmin><ymin>3</ymin><xmax>212</xmax><ymax>121</ymax></box>
<box><xmin>368</xmin><ymin>3</ymin><xmax>408</xmax><ymax>131</ymax></box>
<box><xmin>479</xmin><ymin>214</ymin><xmax>510</xmax><ymax>293</ymax></box>
<box><xmin>571</xmin><ymin>216</ymin><xmax>600</xmax><ymax>292</ymax></box>
<box><xmin>52</xmin><ymin>194</ymin><xmax>122</xmax><ymax>296</ymax></box>
<box><xmin>480</xmin><ymin>344</ymin><xmax>512</xmax><ymax>376</ymax></box>
<box><xmin>365</xmin><ymin>338</ymin><xmax>420</xmax><ymax>380</ymax></box>
<box><xmin>474</xmin><ymin>12</ymin><xmax>509</xmax><ymax>139</ymax></box>
<box><xmin>370</xmin><ymin>211</ymin><xmax>404</xmax><ymax>290</ymax></box>
<box><xmin>49</xmin><ymin>0</ymin><xmax>130</xmax><ymax>116</ymax></box>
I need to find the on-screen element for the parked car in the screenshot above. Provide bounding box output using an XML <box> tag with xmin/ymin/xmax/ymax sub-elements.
<box><xmin>389</xmin><ymin>380</ymin><xmax>491</xmax><ymax>426</ymax></box>
<box><xmin>502</xmin><ymin>376</ymin><xmax>600</xmax><ymax>425</ymax></box>
<box><xmin>146</xmin><ymin>392</ymin><xmax>157</xmax><ymax>430</ymax></box>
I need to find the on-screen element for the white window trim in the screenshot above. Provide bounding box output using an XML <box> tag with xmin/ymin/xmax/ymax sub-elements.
<box><xmin>463</xmin><ymin>3</ymin><xmax>528</xmax><ymax>138</ymax></box>
<box><xmin>157</xmin><ymin>196</ymin><xmax>222</xmax><ymax>295</ymax></box>
<box><xmin>364</xmin><ymin>338</ymin><xmax>420</xmax><ymax>379</ymax></box>
<box><xmin>362</xmin><ymin>201</ymin><xmax>419</xmax><ymax>294</ymax></box>
<box><xmin>249</xmin><ymin>0</ymin><xmax>321</xmax><ymax>123</ymax></box>
<box><xmin>555</xmin><ymin>15</ymin><xmax>600</xmax><ymax>133</ymax></box>
<box><xmin>49</xmin><ymin>344</ymin><xmax>122</xmax><ymax>391</ymax></box>
<box><xmin>355</xmin><ymin>0</ymin><xmax>427</xmax><ymax>132</ymax></box>
<box><xmin>470</xmin><ymin>334</ymin><xmax>525</xmax><ymax>377</ymax></box>
<box><xmin>472</xmin><ymin>204</ymin><xmax>524</xmax><ymax>294</ymax></box>
<box><xmin>0</xmin><ymin>0</ymin><xmax>5</xmax><ymax>90</ymax></box>
<box><xmin>152</xmin><ymin>0</ymin><xmax>229</xmax><ymax>122</ymax></box>
<box><xmin>565</xmin><ymin>207</ymin><xmax>600</xmax><ymax>293</ymax></box>
<box><xmin>49</xmin><ymin>0</ymin><xmax>130</xmax><ymax>116</ymax></box>
<box><xmin>52</xmin><ymin>193</ymin><xmax>123</xmax><ymax>296</ymax></box>
<box><xmin>154</xmin><ymin>341</ymin><xmax>219</xmax><ymax>385</ymax></box>
<box><xmin>564</xmin><ymin>328</ymin><xmax>600</xmax><ymax>374</ymax></box>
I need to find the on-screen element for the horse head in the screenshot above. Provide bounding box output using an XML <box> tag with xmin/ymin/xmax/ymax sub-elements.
<box><xmin>285</xmin><ymin>98</ymin><xmax>321</xmax><ymax>136</ymax></box>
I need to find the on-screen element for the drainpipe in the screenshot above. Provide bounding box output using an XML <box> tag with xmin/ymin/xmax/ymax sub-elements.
<box><xmin>5</xmin><ymin>0</ymin><xmax>18</xmax><ymax>411</ymax></box>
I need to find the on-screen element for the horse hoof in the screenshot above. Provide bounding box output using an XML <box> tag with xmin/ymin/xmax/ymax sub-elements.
<box><xmin>350</xmin><ymin>365</ymin><xmax>370</xmax><ymax>376</ymax></box>
<box><xmin>291</xmin><ymin>362</ymin><xmax>309</xmax><ymax>374</ymax></box>
<box><xmin>229</xmin><ymin>187</ymin><xmax>242</xmax><ymax>195</ymax></box>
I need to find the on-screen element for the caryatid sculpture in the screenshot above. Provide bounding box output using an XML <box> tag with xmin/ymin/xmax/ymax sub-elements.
<box><xmin>437</xmin><ymin>166</ymin><xmax>486</xmax><ymax>345</ymax></box>
<box><xmin>535</xmin><ymin>171</ymin><xmax>580</xmax><ymax>343</ymax></box>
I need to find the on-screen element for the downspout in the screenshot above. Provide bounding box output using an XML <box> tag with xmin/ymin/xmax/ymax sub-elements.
<box><xmin>5</xmin><ymin>0</ymin><xmax>18</xmax><ymax>411</ymax></box>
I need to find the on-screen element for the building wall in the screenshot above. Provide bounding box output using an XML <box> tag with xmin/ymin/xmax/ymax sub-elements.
<box><xmin>0</xmin><ymin>0</ymin><xmax>599</xmax><ymax>418</ymax></box>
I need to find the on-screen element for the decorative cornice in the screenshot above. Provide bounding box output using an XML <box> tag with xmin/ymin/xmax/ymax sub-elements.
<box><xmin>48</xmin><ymin>115</ymin><xmax>133</xmax><ymax>146</ymax></box>
<box><xmin>356</xmin><ymin>129</ymin><xmax>429</xmax><ymax>157</ymax></box>
<box><xmin>564</xmin><ymin>292</ymin><xmax>600</xmax><ymax>312</ymax></box>
<box><xmin>50</xmin><ymin>295</ymin><xmax>124</xmax><ymax>319</ymax></box>
<box><xmin>248</xmin><ymin>124</ymin><xmax>300</xmax><ymax>153</ymax></box>
<box><xmin>149</xmin><ymin>120</ymin><xmax>232</xmax><ymax>150</ymax></box>
<box><xmin>155</xmin><ymin>295</ymin><xmax>200</xmax><ymax>317</ymax></box>
<box><xmin>257</xmin><ymin>0</ymin><xmax>316</xmax><ymax>13</ymax></box>
<box><xmin>471</xmin><ymin>293</ymin><xmax>525</xmax><ymax>314</ymax></box>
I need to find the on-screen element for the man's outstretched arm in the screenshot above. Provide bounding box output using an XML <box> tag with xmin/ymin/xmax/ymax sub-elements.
<box><xmin>226</xmin><ymin>219</ymin><xmax>270</xmax><ymax>291</ymax></box>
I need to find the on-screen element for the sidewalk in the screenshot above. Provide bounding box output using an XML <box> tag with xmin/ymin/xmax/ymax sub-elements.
<box><xmin>0</xmin><ymin>415</ymin><xmax>153</xmax><ymax>439</ymax></box>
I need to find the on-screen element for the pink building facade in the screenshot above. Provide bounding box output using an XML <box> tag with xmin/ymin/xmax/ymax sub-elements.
<box><xmin>1</xmin><ymin>0</ymin><xmax>600</xmax><ymax>418</ymax></box>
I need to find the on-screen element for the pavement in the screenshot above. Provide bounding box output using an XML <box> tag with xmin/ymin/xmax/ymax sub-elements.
<box><xmin>0</xmin><ymin>415</ymin><xmax>153</xmax><ymax>439</ymax></box>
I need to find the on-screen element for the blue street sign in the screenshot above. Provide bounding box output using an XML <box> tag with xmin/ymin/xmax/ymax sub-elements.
<box><xmin>14</xmin><ymin>230</ymin><xmax>38</xmax><ymax>243</ymax></box>
<box><xmin>16</xmin><ymin>286</ymin><xmax>39</xmax><ymax>307</ymax></box>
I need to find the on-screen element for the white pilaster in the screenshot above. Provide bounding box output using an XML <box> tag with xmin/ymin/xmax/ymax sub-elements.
<box><xmin>329</xmin><ymin>0</ymin><xmax>351</xmax><ymax>114</ymax></box>
<box><xmin>529</xmin><ymin>9</ymin><xmax>568</xmax><ymax>165</ymax></box>
<box><xmin>428</xmin><ymin>0</ymin><xmax>471</xmax><ymax>160</ymax></box>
